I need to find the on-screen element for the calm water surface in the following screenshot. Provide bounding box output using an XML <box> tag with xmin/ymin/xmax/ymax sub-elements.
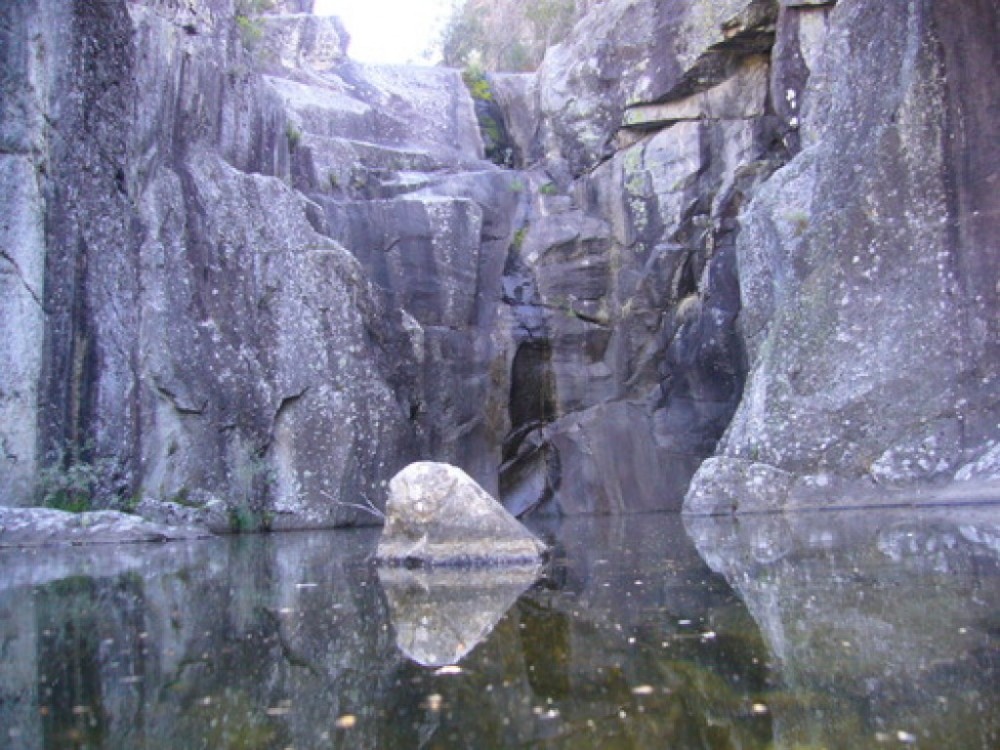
<box><xmin>1</xmin><ymin>509</ymin><xmax>997</xmax><ymax>749</ymax></box>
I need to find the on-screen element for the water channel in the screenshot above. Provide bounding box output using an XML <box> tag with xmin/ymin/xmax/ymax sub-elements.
<box><xmin>1</xmin><ymin>508</ymin><xmax>997</xmax><ymax>749</ymax></box>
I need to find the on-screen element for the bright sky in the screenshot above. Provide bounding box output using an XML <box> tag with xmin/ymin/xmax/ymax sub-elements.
<box><xmin>314</xmin><ymin>0</ymin><xmax>454</xmax><ymax>65</ymax></box>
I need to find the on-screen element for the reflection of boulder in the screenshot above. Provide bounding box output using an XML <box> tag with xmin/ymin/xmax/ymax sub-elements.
<box><xmin>379</xmin><ymin>565</ymin><xmax>541</xmax><ymax>667</ymax></box>
<box><xmin>377</xmin><ymin>462</ymin><xmax>547</xmax><ymax>566</ymax></box>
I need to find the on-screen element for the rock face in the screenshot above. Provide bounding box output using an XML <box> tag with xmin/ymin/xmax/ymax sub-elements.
<box><xmin>376</xmin><ymin>462</ymin><xmax>547</xmax><ymax>566</ymax></box>
<box><xmin>1</xmin><ymin>0</ymin><xmax>996</xmax><ymax>523</ymax></box>
<box><xmin>685</xmin><ymin>0</ymin><xmax>1000</xmax><ymax>512</ymax></box>
<box><xmin>0</xmin><ymin>0</ymin><xmax>519</xmax><ymax>525</ymax></box>
<box><xmin>495</xmin><ymin>1</ymin><xmax>784</xmax><ymax>514</ymax></box>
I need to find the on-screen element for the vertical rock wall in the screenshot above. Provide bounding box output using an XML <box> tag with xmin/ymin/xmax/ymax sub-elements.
<box><xmin>494</xmin><ymin>0</ymin><xmax>789</xmax><ymax>513</ymax></box>
<box><xmin>1</xmin><ymin>0</ymin><xmax>522</xmax><ymax>525</ymax></box>
<box><xmin>685</xmin><ymin>0</ymin><xmax>1000</xmax><ymax>512</ymax></box>
<box><xmin>1</xmin><ymin>0</ymin><xmax>996</xmax><ymax>522</ymax></box>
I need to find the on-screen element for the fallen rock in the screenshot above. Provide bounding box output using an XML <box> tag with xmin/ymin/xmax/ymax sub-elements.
<box><xmin>0</xmin><ymin>507</ymin><xmax>212</xmax><ymax>548</ymax></box>
<box><xmin>376</xmin><ymin>462</ymin><xmax>547</xmax><ymax>566</ymax></box>
<box><xmin>135</xmin><ymin>494</ymin><xmax>230</xmax><ymax>534</ymax></box>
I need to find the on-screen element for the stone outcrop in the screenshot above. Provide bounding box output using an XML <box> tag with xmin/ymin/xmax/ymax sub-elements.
<box><xmin>685</xmin><ymin>0</ymin><xmax>1000</xmax><ymax>512</ymax></box>
<box><xmin>0</xmin><ymin>506</ymin><xmax>209</xmax><ymax>547</ymax></box>
<box><xmin>376</xmin><ymin>462</ymin><xmax>547</xmax><ymax>566</ymax></box>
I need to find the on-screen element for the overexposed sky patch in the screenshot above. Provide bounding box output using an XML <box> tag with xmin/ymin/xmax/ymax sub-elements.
<box><xmin>314</xmin><ymin>0</ymin><xmax>454</xmax><ymax>65</ymax></box>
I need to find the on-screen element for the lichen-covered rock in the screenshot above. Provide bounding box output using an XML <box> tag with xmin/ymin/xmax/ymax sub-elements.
<box><xmin>376</xmin><ymin>462</ymin><xmax>547</xmax><ymax>566</ymax></box>
<box><xmin>0</xmin><ymin>507</ymin><xmax>210</xmax><ymax>548</ymax></box>
<box><xmin>0</xmin><ymin>0</ymin><xmax>510</xmax><ymax>525</ymax></box>
<box><xmin>537</xmin><ymin>0</ymin><xmax>778</xmax><ymax>176</ymax></box>
<box><xmin>685</xmin><ymin>0</ymin><xmax>1000</xmax><ymax>512</ymax></box>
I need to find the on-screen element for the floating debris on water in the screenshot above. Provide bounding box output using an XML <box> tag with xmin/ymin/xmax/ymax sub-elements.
<box><xmin>334</xmin><ymin>715</ymin><xmax>357</xmax><ymax>729</ymax></box>
<box><xmin>266</xmin><ymin>702</ymin><xmax>292</xmax><ymax>717</ymax></box>
<box><xmin>631</xmin><ymin>685</ymin><xmax>655</xmax><ymax>696</ymax></box>
<box><xmin>434</xmin><ymin>665</ymin><xmax>463</xmax><ymax>676</ymax></box>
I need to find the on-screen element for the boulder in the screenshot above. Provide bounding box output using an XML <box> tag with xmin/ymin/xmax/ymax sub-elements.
<box><xmin>376</xmin><ymin>462</ymin><xmax>547</xmax><ymax>566</ymax></box>
<box><xmin>0</xmin><ymin>507</ymin><xmax>210</xmax><ymax>548</ymax></box>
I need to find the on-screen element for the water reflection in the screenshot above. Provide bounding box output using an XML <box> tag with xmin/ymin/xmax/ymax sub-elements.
<box><xmin>0</xmin><ymin>509</ymin><xmax>995</xmax><ymax>748</ymax></box>
<box><xmin>378</xmin><ymin>565</ymin><xmax>542</xmax><ymax>667</ymax></box>
<box><xmin>686</xmin><ymin>507</ymin><xmax>1000</xmax><ymax>750</ymax></box>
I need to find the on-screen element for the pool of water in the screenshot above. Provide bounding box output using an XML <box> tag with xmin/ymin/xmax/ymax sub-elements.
<box><xmin>0</xmin><ymin>508</ymin><xmax>997</xmax><ymax>749</ymax></box>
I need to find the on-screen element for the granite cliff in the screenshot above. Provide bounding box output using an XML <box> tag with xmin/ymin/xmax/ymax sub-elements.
<box><xmin>0</xmin><ymin>0</ymin><xmax>996</xmax><ymax>529</ymax></box>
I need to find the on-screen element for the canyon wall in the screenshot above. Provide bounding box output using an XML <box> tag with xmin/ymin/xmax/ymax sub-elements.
<box><xmin>0</xmin><ymin>0</ymin><xmax>996</xmax><ymax>524</ymax></box>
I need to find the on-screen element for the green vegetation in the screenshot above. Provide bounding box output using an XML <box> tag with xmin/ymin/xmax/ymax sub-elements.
<box><xmin>228</xmin><ymin>451</ymin><xmax>275</xmax><ymax>533</ymax></box>
<box><xmin>461</xmin><ymin>63</ymin><xmax>494</xmax><ymax>102</ymax></box>
<box><xmin>512</xmin><ymin>225</ymin><xmax>529</xmax><ymax>250</ymax></box>
<box><xmin>442</xmin><ymin>0</ymin><xmax>581</xmax><ymax>72</ymax></box>
<box><xmin>539</xmin><ymin>182</ymin><xmax>559</xmax><ymax>195</ymax></box>
<box><xmin>36</xmin><ymin>444</ymin><xmax>118</xmax><ymax>513</ymax></box>
<box><xmin>234</xmin><ymin>0</ymin><xmax>273</xmax><ymax>50</ymax></box>
<box><xmin>285</xmin><ymin>122</ymin><xmax>302</xmax><ymax>150</ymax></box>
<box><xmin>228</xmin><ymin>505</ymin><xmax>274</xmax><ymax>533</ymax></box>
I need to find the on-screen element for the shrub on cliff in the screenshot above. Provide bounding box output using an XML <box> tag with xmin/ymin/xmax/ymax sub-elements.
<box><xmin>441</xmin><ymin>0</ymin><xmax>582</xmax><ymax>71</ymax></box>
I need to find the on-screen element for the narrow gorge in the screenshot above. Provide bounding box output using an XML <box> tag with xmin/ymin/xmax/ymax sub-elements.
<box><xmin>1</xmin><ymin>0</ymin><xmax>997</xmax><ymax>530</ymax></box>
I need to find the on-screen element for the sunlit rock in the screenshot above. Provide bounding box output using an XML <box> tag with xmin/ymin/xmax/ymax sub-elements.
<box><xmin>376</xmin><ymin>462</ymin><xmax>547</xmax><ymax>566</ymax></box>
<box><xmin>378</xmin><ymin>565</ymin><xmax>540</xmax><ymax>666</ymax></box>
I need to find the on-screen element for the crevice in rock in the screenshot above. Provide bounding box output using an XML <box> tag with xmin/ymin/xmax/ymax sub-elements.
<box><xmin>0</xmin><ymin>248</ymin><xmax>44</xmax><ymax>309</ymax></box>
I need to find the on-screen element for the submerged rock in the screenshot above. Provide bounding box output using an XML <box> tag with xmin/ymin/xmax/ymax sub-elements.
<box><xmin>376</xmin><ymin>462</ymin><xmax>547</xmax><ymax>566</ymax></box>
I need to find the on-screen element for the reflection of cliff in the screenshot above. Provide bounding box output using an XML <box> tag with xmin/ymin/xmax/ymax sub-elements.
<box><xmin>0</xmin><ymin>533</ymin><xmax>400</xmax><ymax>750</ymax></box>
<box><xmin>378</xmin><ymin>515</ymin><xmax>777</xmax><ymax>749</ymax></box>
<box><xmin>0</xmin><ymin>517</ymin><xmax>780</xmax><ymax>749</ymax></box>
<box><xmin>686</xmin><ymin>509</ymin><xmax>1000</xmax><ymax>750</ymax></box>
